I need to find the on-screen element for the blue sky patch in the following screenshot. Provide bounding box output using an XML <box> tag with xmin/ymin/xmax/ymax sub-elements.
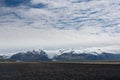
<box><xmin>29</xmin><ymin>3</ymin><xmax>47</xmax><ymax>8</ymax></box>
<box><xmin>4</xmin><ymin>0</ymin><xmax>29</xmax><ymax>7</ymax></box>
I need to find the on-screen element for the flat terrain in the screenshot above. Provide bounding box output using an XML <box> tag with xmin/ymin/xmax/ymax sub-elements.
<box><xmin>0</xmin><ymin>62</ymin><xmax>120</xmax><ymax>80</ymax></box>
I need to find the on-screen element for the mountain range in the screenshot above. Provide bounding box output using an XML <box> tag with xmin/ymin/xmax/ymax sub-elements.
<box><xmin>10</xmin><ymin>49</ymin><xmax>51</xmax><ymax>62</ymax></box>
<box><xmin>53</xmin><ymin>51</ymin><xmax>120</xmax><ymax>61</ymax></box>
<box><xmin>5</xmin><ymin>49</ymin><xmax>120</xmax><ymax>62</ymax></box>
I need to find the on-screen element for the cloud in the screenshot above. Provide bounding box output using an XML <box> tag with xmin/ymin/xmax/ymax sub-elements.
<box><xmin>0</xmin><ymin>26</ymin><xmax>119</xmax><ymax>50</ymax></box>
<box><xmin>0</xmin><ymin>0</ymin><xmax>120</xmax><ymax>55</ymax></box>
<box><xmin>1</xmin><ymin>0</ymin><xmax>120</xmax><ymax>29</ymax></box>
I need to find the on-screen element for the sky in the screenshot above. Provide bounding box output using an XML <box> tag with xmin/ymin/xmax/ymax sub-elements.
<box><xmin>0</xmin><ymin>0</ymin><xmax>120</xmax><ymax>55</ymax></box>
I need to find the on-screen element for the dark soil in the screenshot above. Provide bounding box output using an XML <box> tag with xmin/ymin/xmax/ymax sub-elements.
<box><xmin>0</xmin><ymin>62</ymin><xmax>120</xmax><ymax>80</ymax></box>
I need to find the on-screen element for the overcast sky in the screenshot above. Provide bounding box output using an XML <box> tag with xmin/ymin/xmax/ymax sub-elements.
<box><xmin>0</xmin><ymin>0</ymin><xmax>120</xmax><ymax>55</ymax></box>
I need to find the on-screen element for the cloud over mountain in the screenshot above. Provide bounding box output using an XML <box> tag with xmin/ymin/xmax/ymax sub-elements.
<box><xmin>0</xmin><ymin>0</ymin><xmax>120</xmax><ymax>54</ymax></box>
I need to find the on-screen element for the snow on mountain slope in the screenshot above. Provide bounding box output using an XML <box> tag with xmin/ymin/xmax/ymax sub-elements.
<box><xmin>10</xmin><ymin>49</ymin><xmax>51</xmax><ymax>61</ymax></box>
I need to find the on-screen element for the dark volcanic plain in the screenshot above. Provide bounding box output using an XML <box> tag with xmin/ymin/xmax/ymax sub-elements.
<box><xmin>0</xmin><ymin>62</ymin><xmax>120</xmax><ymax>80</ymax></box>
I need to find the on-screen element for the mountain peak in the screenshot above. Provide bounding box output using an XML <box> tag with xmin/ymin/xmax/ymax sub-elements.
<box><xmin>10</xmin><ymin>49</ymin><xmax>51</xmax><ymax>62</ymax></box>
<box><xmin>58</xmin><ymin>48</ymin><xmax>75</xmax><ymax>55</ymax></box>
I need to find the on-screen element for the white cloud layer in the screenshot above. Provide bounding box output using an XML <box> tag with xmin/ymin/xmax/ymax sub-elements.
<box><xmin>0</xmin><ymin>0</ymin><xmax>120</xmax><ymax>54</ymax></box>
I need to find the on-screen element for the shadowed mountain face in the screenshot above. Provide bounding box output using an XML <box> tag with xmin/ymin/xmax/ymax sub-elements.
<box><xmin>53</xmin><ymin>51</ymin><xmax>120</xmax><ymax>61</ymax></box>
<box><xmin>0</xmin><ymin>56</ymin><xmax>5</xmax><ymax>59</ymax></box>
<box><xmin>9</xmin><ymin>49</ymin><xmax>120</xmax><ymax>62</ymax></box>
<box><xmin>10</xmin><ymin>50</ymin><xmax>51</xmax><ymax>62</ymax></box>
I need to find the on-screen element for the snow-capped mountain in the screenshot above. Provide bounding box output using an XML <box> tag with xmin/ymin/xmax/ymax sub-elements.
<box><xmin>53</xmin><ymin>49</ymin><xmax>120</xmax><ymax>61</ymax></box>
<box><xmin>4</xmin><ymin>48</ymin><xmax>120</xmax><ymax>62</ymax></box>
<box><xmin>56</xmin><ymin>48</ymin><xmax>103</xmax><ymax>56</ymax></box>
<box><xmin>0</xmin><ymin>55</ymin><xmax>8</xmax><ymax>59</ymax></box>
<box><xmin>10</xmin><ymin>49</ymin><xmax>51</xmax><ymax>62</ymax></box>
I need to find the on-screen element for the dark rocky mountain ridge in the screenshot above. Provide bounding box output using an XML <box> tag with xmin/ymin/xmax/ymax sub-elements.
<box><xmin>8</xmin><ymin>49</ymin><xmax>120</xmax><ymax>62</ymax></box>
<box><xmin>10</xmin><ymin>50</ymin><xmax>51</xmax><ymax>62</ymax></box>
